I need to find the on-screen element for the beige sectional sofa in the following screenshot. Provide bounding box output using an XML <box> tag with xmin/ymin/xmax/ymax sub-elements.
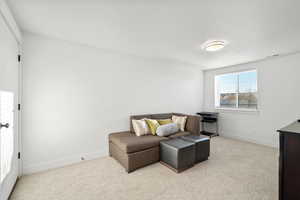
<box><xmin>108</xmin><ymin>113</ymin><xmax>201</xmax><ymax>172</ymax></box>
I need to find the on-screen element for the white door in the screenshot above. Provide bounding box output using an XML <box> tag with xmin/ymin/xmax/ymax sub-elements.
<box><xmin>0</xmin><ymin>12</ymin><xmax>20</xmax><ymax>200</ymax></box>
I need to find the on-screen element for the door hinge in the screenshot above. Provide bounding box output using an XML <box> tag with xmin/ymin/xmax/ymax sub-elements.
<box><xmin>18</xmin><ymin>152</ymin><xmax>21</xmax><ymax>159</ymax></box>
<box><xmin>18</xmin><ymin>54</ymin><xmax>21</xmax><ymax>62</ymax></box>
<box><xmin>18</xmin><ymin>104</ymin><xmax>21</xmax><ymax>111</ymax></box>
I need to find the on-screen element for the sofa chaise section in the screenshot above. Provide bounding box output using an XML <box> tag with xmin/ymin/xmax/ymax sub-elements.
<box><xmin>109</xmin><ymin>131</ymin><xmax>167</xmax><ymax>172</ymax></box>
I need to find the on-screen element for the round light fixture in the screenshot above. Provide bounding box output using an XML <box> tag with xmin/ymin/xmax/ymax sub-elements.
<box><xmin>201</xmin><ymin>40</ymin><xmax>227</xmax><ymax>52</ymax></box>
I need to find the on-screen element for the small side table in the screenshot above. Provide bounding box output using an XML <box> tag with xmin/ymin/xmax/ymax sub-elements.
<box><xmin>197</xmin><ymin>112</ymin><xmax>219</xmax><ymax>137</ymax></box>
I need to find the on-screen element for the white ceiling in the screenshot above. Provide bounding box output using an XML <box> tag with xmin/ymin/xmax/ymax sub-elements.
<box><xmin>7</xmin><ymin>0</ymin><xmax>300</xmax><ymax>69</ymax></box>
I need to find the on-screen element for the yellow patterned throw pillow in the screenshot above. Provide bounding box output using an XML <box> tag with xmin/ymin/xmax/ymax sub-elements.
<box><xmin>157</xmin><ymin>119</ymin><xmax>173</xmax><ymax>125</ymax></box>
<box><xmin>145</xmin><ymin>119</ymin><xmax>160</xmax><ymax>135</ymax></box>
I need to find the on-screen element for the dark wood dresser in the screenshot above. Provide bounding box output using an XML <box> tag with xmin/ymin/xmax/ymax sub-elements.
<box><xmin>278</xmin><ymin>121</ymin><xmax>300</xmax><ymax>200</ymax></box>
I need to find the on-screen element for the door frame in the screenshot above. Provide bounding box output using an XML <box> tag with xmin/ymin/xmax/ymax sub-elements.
<box><xmin>17</xmin><ymin>46</ymin><xmax>22</xmax><ymax>176</ymax></box>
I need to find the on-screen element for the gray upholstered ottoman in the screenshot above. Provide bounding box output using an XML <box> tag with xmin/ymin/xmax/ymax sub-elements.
<box><xmin>160</xmin><ymin>138</ymin><xmax>195</xmax><ymax>173</ymax></box>
<box><xmin>181</xmin><ymin>135</ymin><xmax>210</xmax><ymax>163</ymax></box>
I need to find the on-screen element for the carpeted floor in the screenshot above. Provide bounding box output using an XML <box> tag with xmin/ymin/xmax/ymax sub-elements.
<box><xmin>10</xmin><ymin>137</ymin><xmax>278</xmax><ymax>200</ymax></box>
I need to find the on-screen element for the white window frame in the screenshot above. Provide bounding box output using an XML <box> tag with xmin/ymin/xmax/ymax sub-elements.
<box><xmin>214</xmin><ymin>69</ymin><xmax>258</xmax><ymax>112</ymax></box>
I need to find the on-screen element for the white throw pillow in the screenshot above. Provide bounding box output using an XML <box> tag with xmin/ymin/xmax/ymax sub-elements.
<box><xmin>156</xmin><ymin>123</ymin><xmax>179</xmax><ymax>137</ymax></box>
<box><xmin>132</xmin><ymin>119</ymin><xmax>150</xmax><ymax>136</ymax></box>
<box><xmin>172</xmin><ymin>115</ymin><xmax>187</xmax><ymax>131</ymax></box>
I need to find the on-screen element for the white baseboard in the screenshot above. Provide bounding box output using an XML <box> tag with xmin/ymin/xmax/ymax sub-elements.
<box><xmin>220</xmin><ymin>132</ymin><xmax>278</xmax><ymax>148</ymax></box>
<box><xmin>22</xmin><ymin>149</ymin><xmax>108</xmax><ymax>175</ymax></box>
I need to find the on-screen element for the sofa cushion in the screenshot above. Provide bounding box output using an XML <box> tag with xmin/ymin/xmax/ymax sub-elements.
<box><xmin>172</xmin><ymin>115</ymin><xmax>187</xmax><ymax>131</ymax></box>
<box><xmin>132</xmin><ymin>119</ymin><xmax>150</xmax><ymax>136</ymax></box>
<box><xmin>109</xmin><ymin>131</ymin><xmax>168</xmax><ymax>153</ymax></box>
<box><xmin>157</xmin><ymin>119</ymin><xmax>173</xmax><ymax>125</ymax></box>
<box><xmin>156</xmin><ymin>123</ymin><xmax>179</xmax><ymax>137</ymax></box>
<box><xmin>145</xmin><ymin>119</ymin><xmax>160</xmax><ymax>135</ymax></box>
<box><xmin>172</xmin><ymin>113</ymin><xmax>200</xmax><ymax>135</ymax></box>
<box><xmin>130</xmin><ymin>113</ymin><xmax>173</xmax><ymax>133</ymax></box>
<box><xmin>168</xmin><ymin>131</ymin><xmax>191</xmax><ymax>138</ymax></box>
<box><xmin>130</xmin><ymin>114</ymin><xmax>153</xmax><ymax>133</ymax></box>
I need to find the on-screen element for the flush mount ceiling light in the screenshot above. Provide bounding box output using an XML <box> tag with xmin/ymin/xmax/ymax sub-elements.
<box><xmin>201</xmin><ymin>40</ymin><xmax>228</xmax><ymax>52</ymax></box>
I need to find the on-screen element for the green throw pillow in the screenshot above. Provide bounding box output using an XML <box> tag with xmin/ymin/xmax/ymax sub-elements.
<box><xmin>157</xmin><ymin>119</ymin><xmax>173</xmax><ymax>125</ymax></box>
<box><xmin>145</xmin><ymin>119</ymin><xmax>160</xmax><ymax>135</ymax></box>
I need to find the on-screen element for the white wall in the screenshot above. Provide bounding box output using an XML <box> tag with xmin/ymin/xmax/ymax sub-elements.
<box><xmin>22</xmin><ymin>32</ymin><xmax>203</xmax><ymax>174</ymax></box>
<box><xmin>0</xmin><ymin>0</ymin><xmax>21</xmax><ymax>43</ymax></box>
<box><xmin>203</xmin><ymin>53</ymin><xmax>300</xmax><ymax>148</ymax></box>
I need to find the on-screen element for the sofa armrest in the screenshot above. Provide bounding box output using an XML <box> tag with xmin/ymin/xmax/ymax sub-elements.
<box><xmin>108</xmin><ymin>131</ymin><xmax>132</xmax><ymax>142</ymax></box>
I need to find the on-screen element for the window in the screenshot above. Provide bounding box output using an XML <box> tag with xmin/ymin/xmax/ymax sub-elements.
<box><xmin>215</xmin><ymin>70</ymin><xmax>258</xmax><ymax>110</ymax></box>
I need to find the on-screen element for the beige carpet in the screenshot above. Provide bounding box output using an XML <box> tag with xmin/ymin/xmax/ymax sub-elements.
<box><xmin>10</xmin><ymin>137</ymin><xmax>278</xmax><ymax>200</ymax></box>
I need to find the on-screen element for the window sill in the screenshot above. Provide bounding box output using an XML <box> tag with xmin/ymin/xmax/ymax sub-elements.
<box><xmin>215</xmin><ymin>107</ymin><xmax>259</xmax><ymax>113</ymax></box>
